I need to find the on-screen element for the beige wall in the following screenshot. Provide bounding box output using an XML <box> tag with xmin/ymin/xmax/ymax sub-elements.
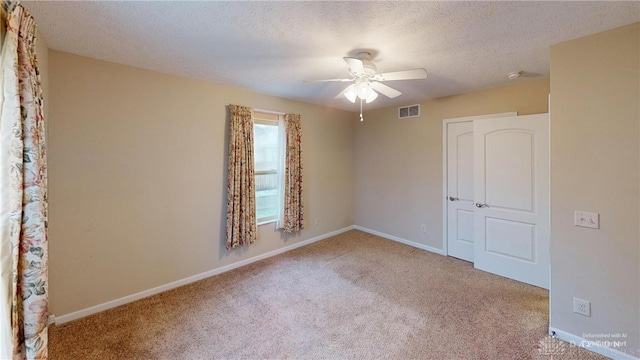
<box><xmin>353</xmin><ymin>79</ymin><xmax>549</xmax><ymax>249</ymax></box>
<box><xmin>48</xmin><ymin>51</ymin><xmax>355</xmax><ymax>316</ymax></box>
<box><xmin>550</xmin><ymin>23</ymin><xmax>639</xmax><ymax>354</ymax></box>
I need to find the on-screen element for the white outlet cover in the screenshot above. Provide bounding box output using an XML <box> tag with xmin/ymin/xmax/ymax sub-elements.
<box><xmin>573</xmin><ymin>297</ymin><xmax>591</xmax><ymax>317</ymax></box>
<box><xmin>574</xmin><ymin>211</ymin><xmax>599</xmax><ymax>229</ymax></box>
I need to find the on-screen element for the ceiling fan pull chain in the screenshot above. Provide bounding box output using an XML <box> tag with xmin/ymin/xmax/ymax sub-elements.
<box><xmin>360</xmin><ymin>99</ymin><xmax>364</xmax><ymax>122</ymax></box>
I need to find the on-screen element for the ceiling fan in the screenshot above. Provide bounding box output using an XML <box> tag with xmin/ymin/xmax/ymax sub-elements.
<box><xmin>305</xmin><ymin>52</ymin><xmax>428</xmax><ymax>104</ymax></box>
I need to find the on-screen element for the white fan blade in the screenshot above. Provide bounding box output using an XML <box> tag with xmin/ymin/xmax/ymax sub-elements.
<box><xmin>344</xmin><ymin>57</ymin><xmax>364</xmax><ymax>76</ymax></box>
<box><xmin>370</xmin><ymin>82</ymin><xmax>401</xmax><ymax>98</ymax></box>
<box><xmin>335</xmin><ymin>84</ymin><xmax>356</xmax><ymax>100</ymax></box>
<box><xmin>304</xmin><ymin>78</ymin><xmax>353</xmax><ymax>83</ymax></box>
<box><xmin>375</xmin><ymin>68</ymin><xmax>427</xmax><ymax>81</ymax></box>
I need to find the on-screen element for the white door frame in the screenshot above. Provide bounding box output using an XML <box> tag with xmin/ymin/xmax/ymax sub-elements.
<box><xmin>441</xmin><ymin>112</ymin><xmax>517</xmax><ymax>255</ymax></box>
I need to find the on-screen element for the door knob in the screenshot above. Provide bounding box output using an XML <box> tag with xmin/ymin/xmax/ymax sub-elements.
<box><xmin>475</xmin><ymin>203</ymin><xmax>488</xmax><ymax>208</ymax></box>
<box><xmin>448</xmin><ymin>196</ymin><xmax>459</xmax><ymax>201</ymax></box>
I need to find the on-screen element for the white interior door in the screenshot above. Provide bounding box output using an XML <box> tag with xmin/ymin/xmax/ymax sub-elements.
<box><xmin>444</xmin><ymin>112</ymin><xmax>516</xmax><ymax>262</ymax></box>
<box><xmin>473</xmin><ymin>114</ymin><xmax>550</xmax><ymax>289</ymax></box>
<box><xmin>446</xmin><ymin>122</ymin><xmax>475</xmax><ymax>261</ymax></box>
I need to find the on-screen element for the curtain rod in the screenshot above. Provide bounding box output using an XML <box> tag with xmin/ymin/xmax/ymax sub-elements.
<box><xmin>254</xmin><ymin>108</ymin><xmax>286</xmax><ymax>116</ymax></box>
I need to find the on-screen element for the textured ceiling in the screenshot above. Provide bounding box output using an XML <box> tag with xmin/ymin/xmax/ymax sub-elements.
<box><xmin>23</xmin><ymin>1</ymin><xmax>640</xmax><ymax>112</ymax></box>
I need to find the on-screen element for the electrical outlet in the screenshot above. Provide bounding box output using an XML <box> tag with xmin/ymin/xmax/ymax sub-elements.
<box><xmin>315</xmin><ymin>218</ymin><xmax>319</xmax><ymax>226</ymax></box>
<box><xmin>574</xmin><ymin>211</ymin><xmax>599</xmax><ymax>229</ymax></box>
<box><xmin>420</xmin><ymin>224</ymin><xmax>427</xmax><ymax>233</ymax></box>
<box><xmin>573</xmin><ymin>297</ymin><xmax>591</xmax><ymax>317</ymax></box>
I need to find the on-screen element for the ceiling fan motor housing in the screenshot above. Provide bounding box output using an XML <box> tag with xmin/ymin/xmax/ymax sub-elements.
<box><xmin>362</xmin><ymin>62</ymin><xmax>377</xmax><ymax>77</ymax></box>
<box><xmin>353</xmin><ymin>52</ymin><xmax>377</xmax><ymax>78</ymax></box>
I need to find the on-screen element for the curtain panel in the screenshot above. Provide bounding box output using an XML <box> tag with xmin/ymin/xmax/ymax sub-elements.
<box><xmin>282</xmin><ymin>114</ymin><xmax>304</xmax><ymax>233</ymax></box>
<box><xmin>225</xmin><ymin>105</ymin><xmax>257</xmax><ymax>249</ymax></box>
<box><xmin>0</xmin><ymin>2</ymin><xmax>49</xmax><ymax>359</ymax></box>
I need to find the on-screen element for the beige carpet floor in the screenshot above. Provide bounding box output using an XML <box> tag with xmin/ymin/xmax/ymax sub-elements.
<box><xmin>49</xmin><ymin>230</ymin><xmax>606</xmax><ymax>359</ymax></box>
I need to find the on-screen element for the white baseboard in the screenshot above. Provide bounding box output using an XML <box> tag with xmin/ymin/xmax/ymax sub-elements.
<box><xmin>54</xmin><ymin>226</ymin><xmax>355</xmax><ymax>325</ymax></box>
<box><xmin>550</xmin><ymin>327</ymin><xmax>639</xmax><ymax>360</ymax></box>
<box><xmin>353</xmin><ymin>225</ymin><xmax>447</xmax><ymax>256</ymax></box>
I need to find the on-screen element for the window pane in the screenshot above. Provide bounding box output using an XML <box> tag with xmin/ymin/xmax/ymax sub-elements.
<box><xmin>254</xmin><ymin>124</ymin><xmax>279</xmax><ymax>172</ymax></box>
<box><xmin>254</xmin><ymin>122</ymin><xmax>279</xmax><ymax>221</ymax></box>
<box><xmin>256</xmin><ymin>173</ymin><xmax>278</xmax><ymax>220</ymax></box>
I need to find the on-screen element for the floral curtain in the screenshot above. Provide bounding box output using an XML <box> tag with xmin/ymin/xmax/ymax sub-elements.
<box><xmin>0</xmin><ymin>2</ymin><xmax>49</xmax><ymax>359</ymax></box>
<box><xmin>281</xmin><ymin>114</ymin><xmax>304</xmax><ymax>233</ymax></box>
<box><xmin>226</xmin><ymin>105</ymin><xmax>256</xmax><ymax>249</ymax></box>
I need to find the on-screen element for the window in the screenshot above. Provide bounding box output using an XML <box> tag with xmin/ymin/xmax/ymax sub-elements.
<box><xmin>253</xmin><ymin>112</ymin><xmax>282</xmax><ymax>224</ymax></box>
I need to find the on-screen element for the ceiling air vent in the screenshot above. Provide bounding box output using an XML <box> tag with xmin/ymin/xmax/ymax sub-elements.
<box><xmin>398</xmin><ymin>104</ymin><xmax>420</xmax><ymax>119</ymax></box>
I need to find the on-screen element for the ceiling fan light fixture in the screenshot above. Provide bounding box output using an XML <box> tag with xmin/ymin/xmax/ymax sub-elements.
<box><xmin>356</xmin><ymin>82</ymin><xmax>372</xmax><ymax>100</ymax></box>
<box><xmin>365</xmin><ymin>90</ymin><xmax>378</xmax><ymax>103</ymax></box>
<box><xmin>344</xmin><ymin>85</ymin><xmax>358</xmax><ymax>103</ymax></box>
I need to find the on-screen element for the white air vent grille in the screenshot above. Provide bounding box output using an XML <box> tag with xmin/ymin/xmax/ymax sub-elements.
<box><xmin>398</xmin><ymin>104</ymin><xmax>420</xmax><ymax>119</ymax></box>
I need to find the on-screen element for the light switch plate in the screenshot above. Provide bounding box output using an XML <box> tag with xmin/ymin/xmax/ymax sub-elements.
<box><xmin>574</xmin><ymin>211</ymin><xmax>599</xmax><ymax>229</ymax></box>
